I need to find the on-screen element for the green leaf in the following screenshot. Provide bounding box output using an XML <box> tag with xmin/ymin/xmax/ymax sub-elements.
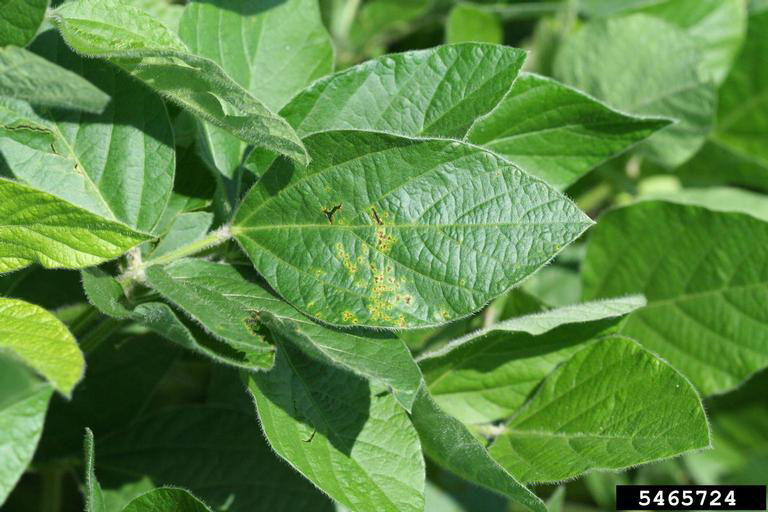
<box><xmin>410</xmin><ymin>389</ymin><xmax>546</xmax><ymax>512</ymax></box>
<box><xmin>84</xmin><ymin>429</ymin><xmax>105</xmax><ymax>512</ymax></box>
<box><xmin>0</xmin><ymin>355</ymin><xmax>52</xmax><ymax>506</ymax></box>
<box><xmin>97</xmin><ymin>405</ymin><xmax>333</xmax><ymax>512</ymax></box>
<box><xmin>233</xmin><ymin>130</ymin><xmax>592</xmax><ymax>328</ymax></box>
<box><xmin>632</xmin><ymin>0</ymin><xmax>747</xmax><ymax>84</ymax></box>
<box><xmin>347</xmin><ymin>0</ymin><xmax>431</xmax><ymax>55</ymax></box>
<box><xmin>179</xmin><ymin>0</ymin><xmax>333</xmax><ymax>177</ymax></box>
<box><xmin>0</xmin><ymin>297</ymin><xmax>84</xmax><ymax>397</ymax></box>
<box><xmin>467</xmin><ymin>73</ymin><xmax>670</xmax><ymax>189</ymax></box>
<box><xmin>144</xmin><ymin>259</ymin><xmax>422</xmax><ymax>408</ymax></box>
<box><xmin>0</xmin><ymin>178</ymin><xmax>149</xmax><ymax>274</ymax></box>
<box><xmin>80</xmin><ymin>267</ymin><xmax>263</xmax><ymax>371</ymax></box>
<box><xmin>122</xmin><ymin>488</ymin><xmax>212</xmax><ymax>512</ymax></box>
<box><xmin>248</xmin><ymin>343</ymin><xmax>425</xmax><ymax>512</ymax></box>
<box><xmin>419</xmin><ymin>296</ymin><xmax>645</xmax><ymax>424</ymax></box>
<box><xmin>51</xmin><ymin>0</ymin><xmax>309</xmax><ymax>165</ymax></box>
<box><xmin>582</xmin><ymin>200</ymin><xmax>768</xmax><ymax>395</ymax></box>
<box><xmin>0</xmin><ymin>0</ymin><xmax>47</xmax><ymax>46</ymax></box>
<box><xmin>488</xmin><ymin>337</ymin><xmax>710</xmax><ymax>482</ymax></box>
<box><xmin>554</xmin><ymin>14</ymin><xmax>716</xmax><ymax>167</ymax></box>
<box><xmin>0</xmin><ymin>32</ymin><xmax>176</xmax><ymax>232</ymax></box>
<box><xmin>581</xmin><ymin>0</ymin><xmax>747</xmax><ymax>84</ymax></box>
<box><xmin>708</xmin><ymin>8</ymin><xmax>768</xmax><ymax>167</ymax></box>
<box><xmin>640</xmin><ymin>187</ymin><xmax>768</xmax><ymax>222</ymax></box>
<box><xmin>676</xmin><ymin>9</ymin><xmax>768</xmax><ymax>190</ymax></box>
<box><xmin>122</xmin><ymin>0</ymin><xmax>183</xmax><ymax>32</ymax></box>
<box><xmin>445</xmin><ymin>4</ymin><xmax>502</xmax><ymax>44</ymax></box>
<box><xmin>281</xmin><ymin>44</ymin><xmax>526</xmax><ymax>139</ymax></box>
<box><xmin>149</xmin><ymin>212</ymin><xmax>213</xmax><ymax>259</ymax></box>
<box><xmin>0</xmin><ymin>46</ymin><xmax>109</xmax><ymax>113</ymax></box>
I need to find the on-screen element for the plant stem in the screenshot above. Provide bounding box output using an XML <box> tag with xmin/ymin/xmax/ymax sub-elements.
<box><xmin>334</xmin><ymin>0</ymin><xmax>362</xmax><ymax>42</ymax></box>
<box><xmin>120</xmin><ymin>226</ymin><xmax>233</xmax><ymax>285</ymax></box>
<box><xmin>40</xmin><ymin>468</ymin><xmax>62</xmax><ymax>512</ymax></box>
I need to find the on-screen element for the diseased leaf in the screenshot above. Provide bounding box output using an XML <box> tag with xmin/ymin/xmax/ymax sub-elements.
<box><xmin>122</xmin><ymin>488</ymin><xmax>212</xmax><ymax>512</ymax></box>
<box><xmin>582</xmin><ymin>201</ymin><xmax>768</xmax><ymax>395</ymax></box>
<box><xmin>419</xmin><ymin>296</ymin><xmax>645</xmax><ymax>424</ymax></box>
<box><xmin>488</xmin><ymin>337</ymin><xmax>710</xmax><ymax>482</ymax></box>
<box><xmin>446</xmin><ymin>4</ymin><xmax>502</xmax><ymax>44</ymax></box>
<box><xmin>233</xmin><ymin>130</ymin><xmax>592</xmax><ymax>328</ymax></box>
<box><xmin>467</xmin><ymin>73</ymin><xmax>670</xmax><ymax>189</ymax></box>
<box><xmin>51</xmin><ymin>0</ymin><xmax>309</xmax><ymax>165</ymax></box>
<box><xmin>555</xmin><ymin>14</ymin><xmax>716</xmax><ymax>167</ymax></box>
<box><xmin>281</xmin><ymin>44</ymin><xmax>525</xmax><ymax>139</ymax></box>
<box><xmin>248</xmin><ymin>343</ymin><xmax>425</xmax><ymax>512</ymax></box>
<box><xmin>179</xmin><ymin>0</ymin><xmax>333</xmax><ymax>176</ymax></box>
<box><xmin>0</xmin><ymin>46</ymin><xmax>109</xmax><ymax>113</ymax></box>
<box><xmin>0</xmin><ymin>297</ymin><xmax>84</xmax><ymax>397</ymax></box>
<box><xmin>0</xmin><ymin>354</ymin><xmax>52</xmax><ymax>506</ymax></box>
<box><xmin>144</xmin><ymin>259</ymin><xmax>422</xmax><ymax>408</ymax></box>
<box><xmin>1</xmin><ymin>32</ymin><xmax>175</xmax><ymax>232</ymax></box>
<box><xmin>97</xmin><ymin>405</ymin><xmax>333</xmax><ymax>512</ymax></box>
<box><xmin>0</xmin><ymin>0</ymin><xmax>47</xmax><ymax>46</ymax></box>
<box><xmin>410</xmin><ymin>389</ymin><xmax>546</xmax><ymax>512</ymax></box>
<box><xmin>0</xmin><ymin>178</ymin><xmax>149</xmax><ymax>274</ymax></box>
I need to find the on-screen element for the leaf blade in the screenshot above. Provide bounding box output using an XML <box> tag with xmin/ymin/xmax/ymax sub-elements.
<box><xmin>234</xmin><ymin>130</ymin><xmax>592</xmax><ymax>328</ymax></box>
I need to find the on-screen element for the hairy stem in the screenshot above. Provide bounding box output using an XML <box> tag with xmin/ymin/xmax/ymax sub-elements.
<box><xmin>120</xmin><ymin>226</ymin><xmax>233</xmax><ymax>285</ymax></box>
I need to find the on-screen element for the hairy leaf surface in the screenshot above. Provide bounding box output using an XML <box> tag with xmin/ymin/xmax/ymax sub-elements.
<box><xmin>249</xmin><ymin>344</ymin><xmax>425</xmax><ymax>512</ymax></box>
<box><xmin>555</xmin><ymin>14</ymin><xmax>716</xmax><ymax>167</ymax></box>
<box><xmin>0</xmin><ymin>46</ymin><xmax>109</xmax><ymax>113</ymax></box>
<box><xmin>0</xmin><ymin>355</ymin><xmax>52</xmax><ymax>506</ymax></box>
<box><xmin>179</xmin><ymin>0</ymin><xmax>333</xmax><ymax>177</ymax></box>
<box><xmin>145</xmin><ymin>259</ymin><xmax>422</xmax><ymax>407</ymax></box>
<box><xmin>468</xmin><ymin>73</ymin><xmax>670</xmax><ymax>189</ymax></box>
<box><xmin>488</xmin><ymin>337</ymin><xmax>710</xmax><ymax>482</ymax></box>
<box><xmin>51</xmin><ymin>0</ymin><xmax>308</xmax><ymax>165</ymax></box>
<box><xmin>420</xmin><ymin>297</ymin><xmax>644</xmax><ymax>424</ymax></box>
<box><xmin>583</xmin><ymin>201</ymin><xmax>768</xmax><ymax>395</ymax></box>
<box><xmin>0</xmin><ymin>179</ymin><xmax>149</xmax><ymax>274</ymax></box>
<box><xmin>0</xmin><ymin>297</ymin><xmax>83</xmax><ymax>397</ymax></box>
<box><xmin>233</xmin><ymin>131</ymin><xmax>592</xmax><ymax>328</ymax></box>
<box><xmin>84</xmin><ymin>429</ymin><xmax>105</xmax><ymax>512</ymax></box>
<box><xmin>122</xmin><ymin>488</ymin><xmax>212</xmax><ymax>512</ymax></box>
<box><xmin>410</xmin><ymin>389</ymin><xmax>546</xmax><ymax>512</ymax></box>
<box><xmin>81</xmin><ymin>268</ymin><xmax>266</xmax><ymax>371</ymax></box>
<box><xmin>0</xmin><ymin>0</ymin><xmax>47</xmax><ymax>46</ymax></box>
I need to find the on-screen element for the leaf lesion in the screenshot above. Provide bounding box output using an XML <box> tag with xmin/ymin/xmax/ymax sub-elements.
<box><xmin>322</xmin><ymin>203</ymin><xmax>342</xmax><ymax>224</ymax></box>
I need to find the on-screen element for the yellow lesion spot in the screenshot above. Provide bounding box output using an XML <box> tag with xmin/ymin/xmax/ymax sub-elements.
<box><xmin>335</xmin><ymin>243</ymin><xmax>357</xmax><ymax>274</ymax></box>
<box><xmin>342</xmin><ymin>311</ymin><xmax>358</xmax><ymax>323</ymax></box>
<box><xmin>375</xmin><ymin>226</ymin><xmax>396</xmax><ymax>253</ymax></box>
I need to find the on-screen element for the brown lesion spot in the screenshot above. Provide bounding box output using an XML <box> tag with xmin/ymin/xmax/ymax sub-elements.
<box><xmin>322</xmin><ymin>203</ymin><xmax>342</xmax><ymax>224</ymax></box>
